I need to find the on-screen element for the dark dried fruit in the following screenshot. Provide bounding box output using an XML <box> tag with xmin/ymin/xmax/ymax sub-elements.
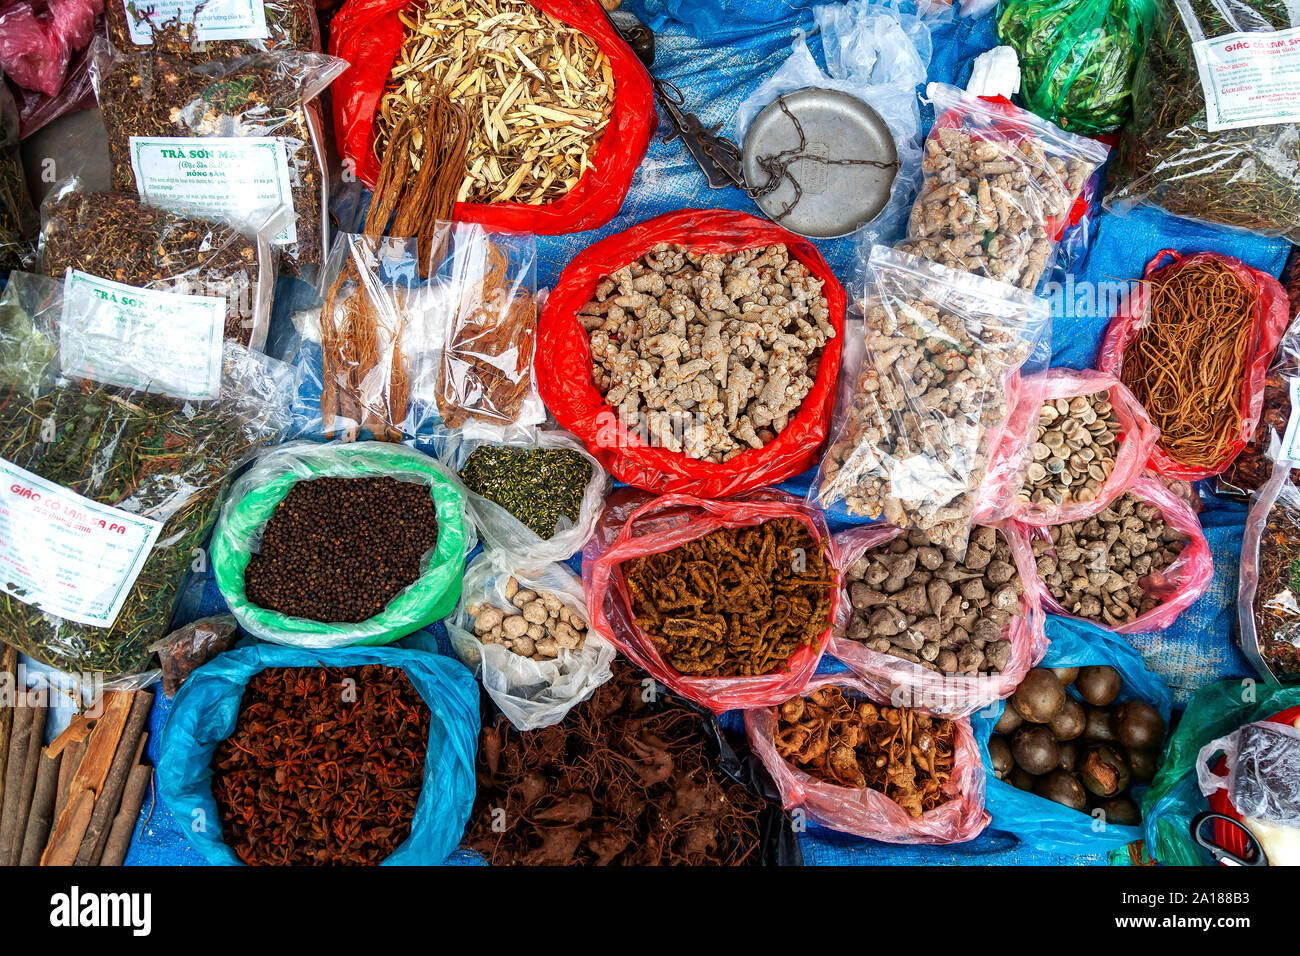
<box><xmin>1049</xmin><ymin>697</ymin><xmax>1086</xmax><ymax>741</ymax></box>
<box><xmin>1013</xmin><ymin>724</ymin><xmax>1060</xmax><ymax>776</ymax></box>
<box><xmin>1013</xmin><ymin>668</ymin><xmax>1067</xmax><ymax>723</ymax></box>
<box><xmin>1036</xmin><ymin>770</ymin><xmax>1088</xmax><ymax>811</ymax></box>
<box><xmin>989</xmin><ymin>733</ymin><xmax>1014</xmax><ymax>780</ymax></box>
<box><xmin>1080</xmin><ymin>743</ymin><xmax>1131</xmax><ymax>798</ymax></box>
<box><xmin>1076</xmin><ymin>665</ymin><xmax>1122</xmax><ymax>706</ymax></box>
<box><xmin>1113</xmin><ymin>699</ymin><xmax>1165</xmax><ymax>751</ymax></box>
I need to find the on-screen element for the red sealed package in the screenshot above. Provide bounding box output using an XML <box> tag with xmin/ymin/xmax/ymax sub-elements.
<box><xmin>329</xmin><ymin>0</ymin><xmax>654</xmax><ymax>235</ymax></box>
<box><xmin>744</xmin><ymin>673</ymin><xmax>989</xmax><ymax>844</ymax></box>
<box><xmin>582</xmin><ymin>488</ymin><xmax>840</xmax><ymax>714</ymax></box>
<box><xmin>1098</xmin><ymin>249</ymin><xmax>1290</xmax><ymax>481</ymax></box>
<box><xmin>538</xmin><ymin>208</ymin><xmax>846</xmax><ymax>499</ymax></box>
<box><xmin>828</xmin><ymin>521</ymin><xmax>1048</xmax><ymax>718</ymax></box>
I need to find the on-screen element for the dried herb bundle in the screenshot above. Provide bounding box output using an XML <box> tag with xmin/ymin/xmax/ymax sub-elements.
<box><xmin>1110</xmin><ymin>0</ymin><xmax>1300</xmax><ymax>240</ymax></box>
<box><xmin>774</xmin><ymin>686</ymin><xmax>957</xmax><ymax>818</ymax></box>
<box><xmin>465</xmin><ymin>662</ymin><xmax>768</xmax><ymax>865</ymax></box>
<box><xmin>106</xmin><ymin>0</ymin><xmax>320</xmax><ymax>62</ymax></box>
<box><xmin>1252</xmin><ymin>493</ymin><xmax>1300</xmax><ymax>682</ymax></box>
<box><xmin>378</xmin><ymin>0</ymin><xmax>614</xmax><ymax>205</ymax></box>
<box><xmin>623</xmin><ymin>517</ymin><xmax>834</xmax><ymax>678</ymax></box>
<box><xmin>40</xmin><ymin>190</ymin><xmax>271</xmax><ymax>347</ymax></box>
<box><xmin>95</xmin><ymin>47</ymin><xmax>335</xmax><ymax>272</ymax></box>
<box><xmin>212</xmin><ymin>665</ymin><xmax>430</xmax><ymax>866</ymax></box>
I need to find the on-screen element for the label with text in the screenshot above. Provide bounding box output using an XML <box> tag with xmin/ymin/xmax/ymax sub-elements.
<box><xmin>1192</xmin><ymin>27</ymin><xmax>1300</xmax><ymax>131</ymax></box>
<box><xmin>124</xmin><ymin>0</ymin><xmax>269</xmax><ymax>44</ymax></box>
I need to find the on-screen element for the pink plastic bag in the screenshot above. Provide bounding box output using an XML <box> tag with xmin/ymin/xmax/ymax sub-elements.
<box><xmin>828</xmin><ymin>522</ymin><xmax>1048</xmax><ymax>718</ymax></box>
<box><xmin>582</xmin><ymin>487</ymin><xmax>839</xmax><ymax>714</ymax></box>
<box><xmin>0</xmin><ymin>0</ymin><xmax>99</xmax><ymax>97</ymax></box>
<box><xmin>744</xmin><ymin>673</ymin><xmax>989</xmax><ymax>844</ymax></box>
<box><xmin>1017</xmin><ymin>474</ymin><xmax>1213</xmax><ymax>635</ymax></box>
<box><xmin>988</xmin><ymin>368</ymin><xmax>1160</xmax><ymax>526</ymax></box>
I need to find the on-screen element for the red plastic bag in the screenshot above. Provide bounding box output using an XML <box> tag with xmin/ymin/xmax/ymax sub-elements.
<box><xmin>538</xmin><ymin>208</ymin><xmax>846</xmax><ymax>498</ymax></box>
<box><xmin>827</xmin><ymin>521</ymin><xmax>1048</xmax><ymax>718</ymax></box>
<box><xmin>329</xmin><ymin>0</ymin><xmax>655</xmax><ymax>235</ymax></box>
<box><xmin>744</xmin><ymin>673</ymin><xmax>989</xmax><ymax>844</ymax></box>
<box><xmin>581</xmin><ymin>487</ymin><xmax>840</xmax><ymax>714</ymax></box>
<box><xmin>1098</xmin><ymin>249</ymin><xmax>1291</xmax><ymax>481</ymax></box>
<box><xmin>1017</xmin><ymin>474</ymin><xmax>1213</xmax><ymax>635</ymax></box>
<box><xmin>988</xmin><ymin>367</ymin><xmax>1160</xmax><ymax>526</ymax></box>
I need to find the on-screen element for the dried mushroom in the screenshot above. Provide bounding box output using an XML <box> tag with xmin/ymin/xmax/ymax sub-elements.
<box><xmin>469</xmin><ymin>578</ymin><xmax>587</xmax><ymax>662</ymax></box>
<box><xmin>1019</xmin><ymin>391</ymin><xmax>1121</xmax><ymax>506</ymax></box>
<box><xmin>579</xmin><ymin>242</ymin><xmax>834</xmax><ymax>462</ymax></box>
<box><xmin>841</xmin><ymin>526</ymin><xmax>1023</xmax><ymax>676</ymax></box>
<box><xmin>1031</xmin><ymin>492</ymin><xmax>1187</xmax><ymax>626</ymax></box>
<box><xmin>773</xmin><ymin>686</ymin><xmax>957</xmax><ymax>818</ymax></box>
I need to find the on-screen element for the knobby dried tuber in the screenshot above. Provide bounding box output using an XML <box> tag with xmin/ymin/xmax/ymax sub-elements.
<box><xmin>469</xmin><ymin>578</ymin><xmax>587</xmax><ymax>662</ymax></box>
<box><xmin>579</xmin><ymin>242</ymin><xmax>834</xmax><ymax>461</ymax></box>
<box><xmin>622</xmin><ymin>517</ymin><xmax>834</xmax><ymax>678</ymax></box>
<box><xmin>774</xmin><ymin>686</ymin><xmax>957</xmax><ymax>818</ymax></box>
<box><xmin>465</xmin><ymin>662</ymin><xmax>768</xmax><ymax>865</ymax></box>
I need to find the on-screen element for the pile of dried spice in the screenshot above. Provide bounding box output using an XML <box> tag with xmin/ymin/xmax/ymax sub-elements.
<box><xmin>40</xmin><ymin>190</ymin><xmax>271</xmax><ymax>347</ymax></box>
<box><xmin>211</xmin><ymin>665</ymin><xmax>430</xmax><ymax>866</ymax></box>
<box><xmin>622</xmin><ymin>517</ymin><xmax>835</xmax><ymax>677</ymax></box>
<box><xmin>459</xmin><ymin>445</ymin><xmax>591</xmax><ymax>539</ymax></box>
<box><xmin>376</xmin><ymin>0</ymin><xmax>614</xmax><ymax>205</ymax></box>
<box><xmin>465</xmin><ymin>661</ymin><xmax>768</xmax><ymax>865</ymax></box>
<box><xmin>244</xmin><ymin>476</ymin><xmax>439</xmax><ymax>623</ymax></box>
<box><xmin>773</xmin><ymin>686</ymin><xmax>957</xmax><ymax>818</ymax></box>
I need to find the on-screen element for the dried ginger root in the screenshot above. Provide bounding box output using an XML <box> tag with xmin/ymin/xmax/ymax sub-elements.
<box><xmin>579</xmin><ymin>242</ymin><xmax>834</xmax><ymax>462</ymax></box>
<box><xmin>897</xmin><ymin>126</ymin><xmax>1096</xmax><ymax>291</ymax></box>
<box><xmin>469</xmin><ymin>578</ymin><xmax>587</xmax><ymax>662</ymax></box>
<box><xmin>774</xmin><ymin>686</ymin><xmax>957</xmax><ymax>818</ymax></box>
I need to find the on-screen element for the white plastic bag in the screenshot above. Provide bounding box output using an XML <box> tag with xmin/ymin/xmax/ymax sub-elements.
<box><xmin>446</xmin><ymin>428</ymin><xmax>610</xmax><ymax>573</ymax></box>
<box><xmin>447</xmin><ymin>552</ymin><xmax>616</xmax><ymax>730</ymax></box>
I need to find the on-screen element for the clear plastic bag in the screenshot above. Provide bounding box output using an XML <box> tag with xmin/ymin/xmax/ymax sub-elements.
<box><xmin>1218</xmin><ymin>315</ymin><xmax>1300</xmax><ymax>500</ymax></box>
<box><xmin>147</xmin><ymin>613</ymin><xmax>238</xmax><ymax>697</ymax></box>
<box><xmin>210</xmin><ymin>440</ymin><xmax>474</xmax><ymax>649</ymax></box>
<box><xmin>0</xmin><ymin>271</ymin><xmax>295</xmax><ymax>678</ymax></box>
<box><xmin>1240</xmin><ymin>458</ymin><xmax>1300</xmax><ymax>683</ymax></box>
<box><xmin>582</xmin><ymin>487</ymin><xmax>840</xmax><ymax>714</ymax></box>
<box><xmin>90</xmin><ymin>40</ymin><xmax>345</xmax><ymax>274</ymax></box>
<box><xmin>0</xmin><ymin>75</ymin><xmax>36</xmax><ymax>272</ymax></box>
<box><xmin>38</xmin><ymin>178</ymin><xmax>282</xmax><ymax>351</ymax></box>
<box><xmin>898</xmin><ymin>83</ymin><xmax>1110</xmax><ymax>291</ymax></box>
<box><xmin>446</xmin><ymin>552</ymin><xmax>616</xmax><ymax>731</ymax></box>
<box><xmin>828</xmin><ymin>521</ymin><xmax>1048</xmax><ymax>718</ymax></box>
<box><xmin>104</xmin><ymin>0</ymin><xmax>320</xmax><ymax>61</ymax></box>
<box><xmin>0</xmin><ymin>0</ymin><xmax>96</xmax><ymax>97</ymax></box>
<box><xmin>813</xmin><ymin>245</ymin><xmax>1051</xmax><ymax>557</ymax></box>
<box><xmin>1198</xmin><ymin>720</ymin><xmax>1300</xmax><ymax>826</ymax></box>
<box><xmin>744</xmin><ymin>673</ymin><xmax>989</xmax><ymax>844</ymax></box>
<box><xmin>446</xmin><ymin>429</ymin><xmax>610</xmax><ymax>574</ymax></box>
<box><xmin>989</xmin><ymin>368</ymin><xmax>1160</xmax><ymax>526</ymax></box>
<box><xmin>1021</xmin><ymin>475</ymin><xmax>1213</xmax><ymax>635</ymax></box>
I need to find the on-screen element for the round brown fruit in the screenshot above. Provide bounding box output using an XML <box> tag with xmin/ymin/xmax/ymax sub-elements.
<box><xmin>989</xmin><ymin>734</ymin><xmax>1014</xmax><ymax>780</ymax></box>
<box><xmin>1080</xmin><ymin>743</ymin><xmax>1131</xmax><ymax>798</ymax></box>
<box><xmin>1094</xmin><ymin>796</ymin><xmax>1141</xmax><ymax>826</ymax></box>
<box><xmin>1050</xmin><ymin>666</ymin><xmax>1080</xmax><ymax>685</ymax></box>
<box><xmin>1049</xmin><ymin>697</ymin><xmax>1086</xmax><ymax>741</ymax></box>
<box><xmin>1035</xmin><ymin>770</ymin><xmax>1088</xmax><ymax>811</ymax></box>
<box><xmin>1076</xmin><ymin>665</ymin><xmax>1122</xmax><ymax>706</ymax></box>
<box><xmin>1083</xmin><ymin>705</ymin><xmax>1119</xmax><ymax>743</ymax></box>
<box><xmin>1113</xmin><ymin>700</ymin><xmax>1165</xmax><ymax>751</ymax></box>
<box><xmin>1013</xmin><ymin>669</ymin><xmax>1067</xmax><ymax>724</ymax></box>
<box><xmin>1013</xmin><ymin>724</ymin><xmax>1061</xmax><ymax>776</ymax></box>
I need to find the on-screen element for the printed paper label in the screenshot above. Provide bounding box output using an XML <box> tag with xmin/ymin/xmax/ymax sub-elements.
<box><xmin>1281</xmin><ymin>377</ymin><xmax>1300</xmax><ymax>462</ymax></box>
<box><xmin>60</xmin><ymin>269</ymin><xmax>225</xmax><ymax>401</ymax></box>
<box><xmin>123</xmin><ymin>0</ymin><xmax>269</xmax><ymax>44</ymax></box>
<box><xmin>1192</xmin><ymin>27</ymin><xmax>1300</xmax><ymax>131</ymax></box>
<box><xmin>128</xmin><ymin>136</ymin><xmax>297</xmax><ymax>245</ymax></box>
<box><xmin>0</xmin><ymin>458</ymin><xmax>162</xmax><ymax>629</ymax></box>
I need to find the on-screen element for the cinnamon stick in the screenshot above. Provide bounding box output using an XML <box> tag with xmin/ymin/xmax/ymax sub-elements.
<box><xmin>76</xmin><ymin>691</ymin><xmax>152</xmax><ymax>866</ymax></box>
<box><xmin>18</xmin><ymin>748</ymin><xmax>60</xmax><ymax>866</ymax></box>
<box><xmin>0</xmin><ymin>701</ymin><xmax>35</xmax><ymax>865</ymax></box>
<box><xmin>102</xmin><ymin>765</ymin><xmax>151</xmax><ymax>867</ymax></box>
<box><xmin>0</xmin><ymin>645</ymin><xmax>15</xmax><ymax>809</ymax></box>
<box><xmin>54</xmin><ymin>737</ymin><xmax>86</xmax><ymax>823</ymax></box>
<box><xmin>41</xmin><ymin>788</ymin><xmax>93</xmax><ymax>867</ymax></box>
<box><xmin>10</xmin><ymin>701</ymin><xmax>46</xmax><ymax>864</ymax></box>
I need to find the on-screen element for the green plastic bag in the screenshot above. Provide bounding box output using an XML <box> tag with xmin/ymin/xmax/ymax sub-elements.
<box><xmin>1141</xmin><ymin>680</ymin><xmax>1300</xmax><ymax>865</ymax></box>
<box><xmin>211</xmin><ymin>440</ymin><xmax>472</xmax><ymax>648</ymax></box>
<box><xmin>997</xmin><ymin>0</ymin><xmax>1157</xmax><ymax>134</ymax></box>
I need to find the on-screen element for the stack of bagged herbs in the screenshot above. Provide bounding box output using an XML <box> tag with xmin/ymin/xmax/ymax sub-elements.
<box><xmin>212</xmin><ymin>665</ymin><xmax>430</xmax><ymax>866</ymax></box>
<box><xmin>0</xmin><ymin>274</ymin><xmax>293</xmax><ymax>676</ymax></box>
<box><xmin>459</xmin><ymin>445</ymin><xmax>591</xmax><ymax>539</ymax></box>
<box><xmin>243</xmin><ymin>476</ymin><xmax>439</xmax><ymax>623</ymax></box>
<box><xmin>39</xmin><ymin>188</ymin><xmax>273</xmax><ymax>348</ymax></box>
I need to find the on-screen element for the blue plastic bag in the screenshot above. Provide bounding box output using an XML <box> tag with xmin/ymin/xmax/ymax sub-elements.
<box><xmin>157</xmin><ymin>642</ymin><xmax>479</xmax><ymax>866</ymax></box>
<box><xmin>971</xmin><ymin>616</ymin><xmax>1174</xmax><ymax>853</ymax></box>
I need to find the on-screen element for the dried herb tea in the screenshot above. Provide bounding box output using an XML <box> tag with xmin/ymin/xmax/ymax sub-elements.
<box><xmin>1252</xmin><ymin>490</ymin><xmax>1300</xmax><ymax>682</ymax></box>
<box><xmin>623</xmin><ymin>517</ymin><xmax>835</xmax><ymax>678</ymax></box>
<box><xmin>40</xmin><ymin>189</ymin><xmax>272</xmax><ymax>347</ymax></box>
<box><xmin>459</xmin><ymin>445</ymin><xmax>591</xmax><ymax>540</ymax></box>
<box><xmin>244</xmin><ymin>476</ymin><xmax>439</xmax><ymax>623</ymax></box>
<box><xmin>212</xmin><ymin>665</ymin><xmax>430</xmax><ymax>866</ymax></box>
<box><xmin>106</xmin><ymin>0</ymin><xmax>320</xmax><ymax>62</ymax></box>
<box><xmin>0</xmin><ymin>79</ymin><xmax>37</xmax><ymax>272</ymax></box>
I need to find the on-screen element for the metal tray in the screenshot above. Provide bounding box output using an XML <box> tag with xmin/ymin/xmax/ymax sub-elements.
<box><xmin>742</xmin><ymin>87</ymin><xmax>898</xmax><ymax>240</ymax></box>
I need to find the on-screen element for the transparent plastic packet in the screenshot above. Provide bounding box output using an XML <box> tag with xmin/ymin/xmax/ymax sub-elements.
<box><xmin>446</xmin><ymin>552</ymin><xmax>616</xmax><ymax>731</ymax></box>
<box><xmin>146</xmin><ymin>613</ymin><xmax>239</xmax><ymax>697</ymax></box>
<box><xmin>444</xmin><ymin>428</ymin><xmax>610</xmax><ymax>573</ymax></box>
<box><xmin>812</xmin><ymin>245</ymin><xmax>1051</xmax><ymax>558</ymax></box>
<box><xmin>1240</xmin><ymin>458</ymin><xmax>1300</xmax><ymax>684</ymax></box>
<box><xmin>1198</xmin><ymin>720</ymin><xmax>1300</xmax><ymax>827</ymax></box>
<box><xmin>90</xmin><ymin>39</ymin><xmax>346</xmax><ymax>275</ymax></box>
<box><xmin>828</xmin><ymin>521</ymin><xmax>1049</xmax><ymax>718</ymax></box>
<box><xmin>897</xmin><ymin>82</ymin><xmax>1110</xmax><ymax>292</ymax></box>
<box><xmin>432</xmin><ymin>223</ymin><xmax>543</xmax><ymax>441</ymax></box>
<box><xmin>0</xmin><ymin>271</ymin><xmax>295</xmax><ymax>678</ymax></box>
<box><xmin>105</xmin><ymin>0</ymin><xmax>321</xmax><ymax>61</ymax></box>
<box><xmin>0</xmin><ymin>75</ymin><xmax>37</xmax><ymax>272</ymax></box>
<box><xmin>744</xmin><ymin>673</ymin><xmax>989</xmax><ymax>844</ymax></box>
<box><xmin>38</xmin><ymin>178</ymin><xmax>284</xmax><ymax>351</ymax></box>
